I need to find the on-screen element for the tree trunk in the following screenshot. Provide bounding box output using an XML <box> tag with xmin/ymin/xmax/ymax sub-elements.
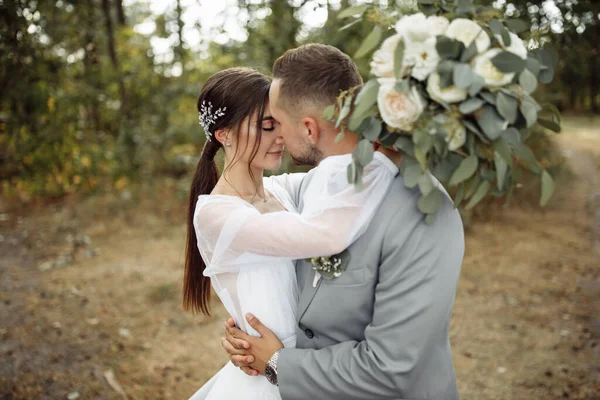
<box><xmin>101</xmin><ymin>0</ymin><xmax>126</xmax><ymax>117</ymax></box>
<box><xmin>83</xmin><ymin>0</ymin><xmax>101</xmax><ymax>132</ymax></box>
<box><xmin>589</xmin><ymin>13</ymin><xmax>599</xmax><ymax>113</ymax></box>
<box><xmin>174</xmin><ymin>0</ymin><xmax>186</xmax><ymax>64</ymax></box>
<box><xmin>115</xmin><ymin>0</ymin><xmax>126</xmax><ymax>26</ymax></box>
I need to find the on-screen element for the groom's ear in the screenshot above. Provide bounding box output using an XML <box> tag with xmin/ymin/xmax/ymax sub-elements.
<box><xmin>301</xmin><ymin>117</ymin><xmax>320</xmax><ymax>146</ymax></box>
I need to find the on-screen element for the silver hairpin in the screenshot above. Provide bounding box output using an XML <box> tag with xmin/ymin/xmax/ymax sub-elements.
<box><xmin>198</xmin><ymin>100</ymin><xmax>226</xmax><ymax>141</ymax></box>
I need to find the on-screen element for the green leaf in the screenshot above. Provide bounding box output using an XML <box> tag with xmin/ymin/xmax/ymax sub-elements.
<box><xmin>436</xmin><ymin>36</ymin><xmax>464</xmax><ymax>60</ymax></box>
<box><xmin>355</xmin><ymin>25</ymin><xmax>383</xmax><ymax>58</ymax></box>
<box><xmin>502</xmin><ymin>127</ymin><xmax>521</xmax><ymax>143</ymax></box>
<box><xmin>519</xmin><ymin>69</ymin><xmax>537</xmax><ymax>94</ymax></box>
<box><xmin>418</xmin><ymin>172</ymin><xmax>434</xmax><ymax>196</ymax></box>
<box><xmin>459</xmin><ymin>97</ymin><xmax>484</xmax><ymax>114</ymax></box>
<box><xmin>449</xmin><ymin>154</ymin><xmax>478</xmax><ymax>187</ymax></box>
<box><xmin>354</xmin><ymin>139</ymin><xmax>374</xmax><ymax>167</ymax></box>
<box><xmin>403</xmin><ymin>163</ymin><xmax>422</xmax><ymax>188</ymax></box>
<box><xmin>335</xmin><ymin>131</ymin><xmax>345</xmax><ymax>143</ymax></box>
<box><xmin>510</xmin><ymin>141</ymin><xmax>540</xmax><ymax>174</ymax></box>
<box><xmin>394</xmin><ymin>41</ymin><xmax>405</xmax><ymax>81</ymax></box>
<box><xmin>494</xmin><ymin>151</ymin><xmax>508</xmax><ymax>190</ymax></box>
<box><xmin>418</xmin><ymin>188</ymin><xmax>443</xmax><ymax>214</ymax></box>
<box><xmin>362</xmin><ymin>117</ymin><xmax>382</xmax><ymax>141</ymax></box>
<box><xmin>525</xmin><ymin>56</ymin><xmax>541</xmax><ymax>77</ymax></box>
<box><xmin>488</xmin><ymin>19</ymin><xmax>503</xmax><ymax>36</ymax></box>
<box><xmin>491</xmin><ymin>51</ymin><xmax>526</xmax><ymax>74</ymax></box>
<box><xmin>480</xmin><ymin>91</ymin><xmax>497</xmax><ymax>105</ymax></box>
<box><xmin>353</xmin><ymin>80</ymin><xmax>379</xmax><ymax>117</ymax></box>
<box><xmin>537</xmin><ymin>118</ymin><xmax>561</xmax><ymax>133</ymax></box>
<box><xmin>339</xmin><ymin>18</ymin><xmax>362</xmax><ymax>31</ymax></box>
<box><xmin>437</xmin><ymin>60</ymin><xmax>455</xmax><ymax>89</ymax></box>
<box><xmin>465</xmin><ymin>180</ymin><xmax>491</xmax><ymax>209</ymax></box>
<box><xmin>493</xmin><ymin>137</ymin><xmax>512</xmax><ymax>166</ymax></box>
<box><xmin>347</xmin><ymin>160</ymin><xmax>357</xmax><ymax>184</ymax></box>
<box><xmin>540</xmin><ymin>170</ymin><xmax>555</xmax><ymax>207</ymax></box>
<box><xmin>414</xmin><ymin>146</ymin><xmax>428</xmax><ymax>170</ymax></box>
<box><xmin>335</xmin><ymin>96</ymin><xmax>352</xmax><ymax>128</ymax></box>
<box><xmin>504</xmin><ymin>19</ymin><xmax>529</xmax><ymax>34</ymax></box>
<box><xmin>496</xmin><ymin>92</ymin><xmax>518</xmax><ymax>124</ymax></box>
<box><xmin>468</xmin><ymin>74</ymin><xmax>485</xmax><ymax>96</ymax></box>
<box><xmin>519</xmin><ymin>100</ymin><xmax>537</xmax><ymax>128</ymax></box>
<box><xmin>322</xmin><ymin>104</ymin><xmax>335</xmax><ymax>121</ymax></box>
<box><xmin>394</xmin><ymin>136</ymin><xmax>415</xmax><ymax>157</ymax></box>
<box><xmin>338</xmin><ymin>4</ymin><xmax>370</xmax><ymax>19</ymax></box>
<box><xmin>395</xmin><ymin>79</ymin><xmax>410</xmax><ymax>94</ymax></box>
<box><xmin>534</xmin><ymin>48</ymin><xmax>556</xmax><ymax>84</ymax></box>
<box><xmin>425</xmin><ymin>213</ymin><xmax>436</xmax><ymax>225</ymax></box>
<box><xmin>453</xmin><ymin>183</ymin><xmax>465</xmax><ymax>208</ymax></box>
<box><xmin>460</xmin><ymin>40</ymin><xmax>478</xmax><ymax>63</ymax></box>
<box><xmin>501</xmin><ymin>28</ymin><xmax>512</xmax><ymax>46</ymax></box>
<box><xmin>413</xmin><ymin>129</ymin><xmax>433</xmax><ymax>153</ymax></box>
<box><xmin>476</xmin><ymin>105</ymin><xmax>507</xmax><ymax>140</ymax></box>
<box><xmin>453</xmin><ymin>63</ymin><xmax>474</xmax><ymax>89</ymax></box>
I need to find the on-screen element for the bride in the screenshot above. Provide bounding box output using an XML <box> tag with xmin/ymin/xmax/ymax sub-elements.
<box><xmin>184</xmin><ymin>67</ymin><xmax>400</xmax><ymax>400</ymax></box>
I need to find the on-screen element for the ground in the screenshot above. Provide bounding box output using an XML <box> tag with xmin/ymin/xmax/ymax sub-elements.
<box><xmin>1</xmin><ymin>115</ymin><xmax>599</xmax><ymax>400</ymax></box>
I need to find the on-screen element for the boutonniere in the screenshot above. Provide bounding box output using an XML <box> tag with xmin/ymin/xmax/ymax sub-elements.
<box><xmin>307</xmin><ymin>249</ymin><xmax>351</xmax><ymax>287</ymax></box>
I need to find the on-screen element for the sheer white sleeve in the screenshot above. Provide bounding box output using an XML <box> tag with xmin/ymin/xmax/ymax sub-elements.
<box><xmin>194</xmin><ymin>152</ymin><xmax>398</xmax><ymax>276</ymax></box>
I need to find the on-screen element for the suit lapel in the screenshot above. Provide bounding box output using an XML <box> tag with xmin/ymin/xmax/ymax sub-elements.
<box><xmin>296</xmin><ymin>260</ymin><xmax>323</xmax><ymax>322</ymax></box>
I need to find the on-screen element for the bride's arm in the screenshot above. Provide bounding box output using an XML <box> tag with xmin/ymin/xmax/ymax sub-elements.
<box><xmin>195</xmin><ymin>152</ymin><xmax>398</xmax><ymax>266</ymax></box>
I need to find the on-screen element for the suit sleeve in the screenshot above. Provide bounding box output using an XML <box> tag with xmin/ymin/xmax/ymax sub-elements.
<box><xmin>277</xmin><ymin>192</ymin><xmax>465</xmax><ymax>400</ymax></box>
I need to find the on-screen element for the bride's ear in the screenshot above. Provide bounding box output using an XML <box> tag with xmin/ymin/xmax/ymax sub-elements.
<box><xmin>214</xmin><ymin>129</ymin><xmax>230</xmax><ymax>147</ymax></box>
<box><xmin>301</xmin><ymin>117</ymin><xmax>320</xmax><ymax>146</ymax></box>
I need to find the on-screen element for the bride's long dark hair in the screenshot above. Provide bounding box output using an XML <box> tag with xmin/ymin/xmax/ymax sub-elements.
<box><xmin>184</xmin><ymin>67</ymin><xmax>271</xmax><ymax>315</ymax></box>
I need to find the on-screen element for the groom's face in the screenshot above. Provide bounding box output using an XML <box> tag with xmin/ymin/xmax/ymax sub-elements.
<box><xmin>269</xmin><ymin>79</ymin><xmax>321</xmax><ymax>166</ymax></box>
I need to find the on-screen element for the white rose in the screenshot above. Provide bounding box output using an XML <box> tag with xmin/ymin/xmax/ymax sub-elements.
<box><xmin>377</xmin><ymin>78</ymin><xmax>425</xmax><ymax>131</ymax></box>
<box><xmin>428</xmin><ymin>16</ymin><xmax>450</xmax><ymax>37</ymax></box>
<box><xmin>370</xmin><ymin>34</ymin><xmax>409</xmax><ymax>78</ymax></box>
<box><xmin>494</xmin><ymin>31</ymin><xmax>528</xmax><ymax>59</ymax></box>
<box><xmin>396</xmin><ymin>14</ymin><xmax>449</xmax><ymax>42</ymax></box>
<box><xmin>445</xmin><ymin>18</ymin><xmax>490</xmax><ymax>53</ymax></box>
<box><xmin>445</xmin><ymin>119</ymin><xmax>467</xmax><ymax>151</ymax></box>
<box><xmin>426</xmin><ymin>72</ymin><xmax>468</xmax><ymax>104</ymax></box>
<box><xmin>404</xmin><ymin>37</ymin><xmax>440</xmax><ymax>81</ymax></box>
<box><xmin>472</xmin><ymin>48</ymin><xmax>515</xmax><ymax>87</ymax></box>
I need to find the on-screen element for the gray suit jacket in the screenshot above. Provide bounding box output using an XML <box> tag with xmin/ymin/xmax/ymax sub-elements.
<box><xmin>278</xmin><ymin>169</ymin><xmax>464</xmax><ymax>400</ymax></box>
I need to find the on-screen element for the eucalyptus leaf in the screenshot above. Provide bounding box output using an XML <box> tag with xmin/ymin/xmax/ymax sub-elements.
<box><xmin>494</xmin><ymin>151</ymin><xmax>508</xmax><ymax>190</ymax></box>
<box><xmin>347</xmin><ymin>160</ymin><xmax>357</xmax><ymax>183</ymax></box>
<box><xmin>394</xmin><ymin>41</ymin><xmax>405</xmax><ymax>80</ymax></box>
<box><xmin>504</xmin><ymin>19</ymin><xmax>529</xmax><ymax>34</ymax></box>
<box><xmin>437</xmin><ymin>60</ymin><xmax>455</xmax><ymax>89</ymax></box>
<box><xmin>488</xmin><ymin>19</ymin><xmax>503</xmax><ymax>36</ymax></box>
<box><xmin>353</xmin><ymin>80</ymin><xmax>379</xmax><ymax>117</ymax></box>
<box><xmin>418</xmin><ymin>172</ymin><xmax>434</xmax><ymax>196</ymax></box>
<box><xmin>534</xmin><ymin>48</ymin><xmax>556</xmax><ymax>84</ymax></box>
<box><xmin>519</xmin><ymin>69</ymin><xmax>537</xmax><ymax>94</ymax></box>
<box><xmin>493</xmin><ymin>137</ymin><xmax>512</xmax><ymax>165</ymax></box>
<box><xmin>465</xmin><ymin>180</ymin><xmax>491</xmax><ymax>209</ymax></box>
<box><xmin>510</xmin><ymin>141</ymin><xmax>540</xmax><ymax>173</ymax></box>
<box><xmin>496</xmin><ymin>92</ymin><xmax>518</xmax><ymax>124</ymax></box>
<box><xmin>418</xmin><ymin>188</ymin><xmax>442</xmax><ymax>214</ymax></box>
<box><xmin>335</xmin><ymin>131</ymin><xmax>345</xmax><ymax>143</ymax></box>
<box><xmin>436</xmin><ymin>36</ymin><xmax>464</xmax><ymax>60</ymax></box>
<box><xmin>480</xmin><ymin>91</ymin><xmax>497</xmax><ymax>105</ymax></box>
<box><xmin>362</xmin><ymin>117</ymin><xmax>382</xmax><ymax>141</ymax></box>
<box><xmin>394</xmin><ymin>136</ymin><xmax>415</xmax><ymax>157</ymax></box>
<box><xmin>355</xmin><ymin>25</ymin><xmax>383</xmax><ymax>58</ymax></box>
<box><xmin>460</xmin><ymin>40</ymin><xmax>478</xmax><ymax>63</ymax></box>
<box><xmin>414</xmin><ymin>147</ymin><xmax>428</xmax><ymax>170</ymax></box>
<box><xmin>403</xmin><ymin>163</ymin><xmax>422</xmax><ymax>188</ymax></box>
<box><xmin>425</xmin><ymin>213</ymin><xmax>436</xmax><ymax>225</ymax></box>
<box><xmin>476</xmin><ymin>105</ymin><xmax>507</xmax><ymax>140</ymax></box>
<box><xmin>337</xmin><ymin>4</ymin><xmax>370</xmax><ymax>19</ymax></box>
<box><xmin>335</xmin><ymin>96</ymin><xmax>352</xmax><ymax>128</ymax></box>
<box><xmin>525</xmin><ymin>56</ymin><xmax>541</xmax><ymax>76</ymax></box>
<box><xmin>340</xmin><ymin>18</ymin><xmax>362</xmax><ymax>31</ymax></box>
<box><xmin>453</xmin><ymin>63</ymin><xmax>474</xmax><ymax>89</ymax></box>
<box><xmin>449</xmin><ymin>154</ymin><xmax>478</xmax><ymax>187</ymax></box>
<box><xmin>468</xmin><ymin>74</ymin><xmax>485</xmax><ymax>96</ymax></box>
<box><xmin>354</xmin><ymin>139</ymin><xmax>374</xmax><ymax>167</ymax></box>
<box><xmin>322</xmin><ymin>104</ymin><xmax>335</xmax><ymax>121</ymax></box>
<box><xmin>540</xmin><ymin>170</ymin><xmax>555</xmax><ymax>207</ymax></box>
<box><xmin>537</xmin><ymin>118</ymin><xmax>561</xmax><ymax>133</ymax></box>
<box><xmin>453</xmin><ymin>183</ymin><xmax>465</xmax><ymax>208</ymax></box>
<box><xmin>519</xmin><ymin>100</ymin><xmax>537</xmax><ymax>128</ymax></box>
<box><xmin>502</xmin><ymin>127</ymin><xmax>521</xmax><ymax>143</ymax></box>
<box><xmin>491</xmin><ymin>51</ymin><xmax>526</xmax><ymax>74</ymax></box>
<box><xmin>501</xmin><ymin>28</ymin><xmax>512</xmax><ymax>46</ymax></box>
<box><xmin>459</xmin><ymin>97</ymin><xmax>484</xmax><ymax>114</ymax></box>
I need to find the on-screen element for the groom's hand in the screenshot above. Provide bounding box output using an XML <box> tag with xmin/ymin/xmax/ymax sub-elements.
<box><xmin>224</xmin><ymin>313</ymin><xmax>284</xmax><ymax>376</ymax></box>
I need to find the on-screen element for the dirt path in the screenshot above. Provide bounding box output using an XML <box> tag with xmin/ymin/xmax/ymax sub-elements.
<box><xmin>1</xmin><ymin>116</ymin><xmax>599</xmax><ymax>400</ymax></box>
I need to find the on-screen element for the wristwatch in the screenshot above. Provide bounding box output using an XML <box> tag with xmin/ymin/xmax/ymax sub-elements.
<box><xmin>265</xmin><ymin>349</ymin><xmax>281</xmax><ymax>386</ymax></box>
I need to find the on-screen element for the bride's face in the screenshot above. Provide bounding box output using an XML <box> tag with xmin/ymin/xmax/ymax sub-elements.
<box><xmin>230</xmin><ymin>103</ymin><xmax>285</xmax><ymax>171</ymax></box>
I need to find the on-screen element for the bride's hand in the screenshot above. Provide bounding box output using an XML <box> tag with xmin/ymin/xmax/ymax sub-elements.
<box><xmin>224</xmin><ymin>313</ymin><xmax>284</xmax><ymax>376</ymax></box>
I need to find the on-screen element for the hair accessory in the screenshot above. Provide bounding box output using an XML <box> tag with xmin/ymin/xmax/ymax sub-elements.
<box><xmin>198</xmin><ymin>100</ymin><xmax>227</xmax><ymax>142</ymax></box>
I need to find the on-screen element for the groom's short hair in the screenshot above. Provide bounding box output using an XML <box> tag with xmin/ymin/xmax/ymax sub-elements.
<box><xmin>272</xmin><ymin>43</ymin><xmax>363</xmax><ymax>119</ymax></box>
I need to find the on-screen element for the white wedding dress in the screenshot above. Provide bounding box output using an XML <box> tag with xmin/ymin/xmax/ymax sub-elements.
<box><xmin>188</xmin><ymin>153</ymin><xmax>398</xmax><ymax>400</ymax></box>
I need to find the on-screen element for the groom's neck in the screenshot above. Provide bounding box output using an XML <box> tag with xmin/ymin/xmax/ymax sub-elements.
<box><xmin>318</xmin><ymin>129</ymin><xmax>359</xmax><ymax>163</ymax></box>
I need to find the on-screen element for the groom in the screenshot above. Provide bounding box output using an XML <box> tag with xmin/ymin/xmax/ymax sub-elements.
<box><xmin>222</xmin><ymin>44</ymin><xmax>464</xmax><ymax>400</ymax></box>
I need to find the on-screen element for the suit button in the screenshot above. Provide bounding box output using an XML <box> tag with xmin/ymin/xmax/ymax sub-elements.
<box><xmin>305</xmin><ymin>329</ymin><xmax>314</xmax><ymax>339</ymax></box>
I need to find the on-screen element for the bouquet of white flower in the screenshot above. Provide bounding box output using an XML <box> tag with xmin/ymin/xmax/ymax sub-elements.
<box><xmin>326</xmin><ymin>0</ymin><xmax>561</xmax><ymax>222</ymax></box>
